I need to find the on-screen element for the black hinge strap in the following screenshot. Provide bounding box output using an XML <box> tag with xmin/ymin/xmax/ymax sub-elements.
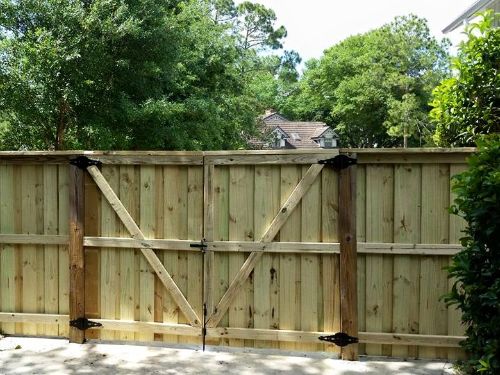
<box><xmin>70</xmin><ymin>156</ymin><xmax>102</xmax><ymax>170</ymax></box>
<box><xmin>69</xmin><ymin>317</ymin><xmax>103</xmax><ymax>331</ymax></box>
<box><xmin>318</xmin><ymin>154</ymin><xmax>357</xmax><ymax>170</ymax></box>
<box><xmin>319</xmin><ymin>332</ymin><xmax>358</xmax><ymax>347</ymax></box>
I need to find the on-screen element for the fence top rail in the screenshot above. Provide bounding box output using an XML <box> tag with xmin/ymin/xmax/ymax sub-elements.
<box><xmin>0</xmin><ymin>148</ymin><xmax>475</xmax><ymax>165</ymax></box>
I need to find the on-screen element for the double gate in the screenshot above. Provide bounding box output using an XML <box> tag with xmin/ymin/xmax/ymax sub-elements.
<box><xmin>0</xmin><ymin>150</ymin><xmax>358</xmax><ymax>359</ymax></box>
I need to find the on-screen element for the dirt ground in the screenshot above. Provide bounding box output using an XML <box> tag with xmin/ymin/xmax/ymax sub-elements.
<box><xmin>0</xmin><ymin>336</ymin><xmax>455</xmax><ymax>375</ymax></box>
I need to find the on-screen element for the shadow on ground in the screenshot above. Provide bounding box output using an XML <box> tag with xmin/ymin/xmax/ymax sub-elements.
<box><xmin>0</xmin><ymin>337</ymin><xmax>454</xmax><ymax>374</ymax></box>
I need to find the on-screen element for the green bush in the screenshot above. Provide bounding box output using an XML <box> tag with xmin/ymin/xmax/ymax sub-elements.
<box><xmin>430</xmin><ymin>11</ymin><xmax>500</xmax><ymax>146</ymax></box>
<box><xmin>446</xmin><ymin>135</ymin><xmax>500</xmax><ymax>374</ymax></box>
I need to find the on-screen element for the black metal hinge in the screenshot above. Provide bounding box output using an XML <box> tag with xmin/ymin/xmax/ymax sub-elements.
<box><xmin>69</xmin><ymin>317</ymin><xmax>103</xmax><ymax>331</ymax></box>
<box><xmin>319</xmin><ymin>332</ymin><xmax>358</xmax><ymax>347</ymax></box>
<box><xmin>70</xmin><ymin>156</ymin><xmax>102</xmax><ymax>170</ymax></box>
<box><xmin>318</xmin><ymin>154</ymin><xmax>357</xmax><ymax>170</ymax></box>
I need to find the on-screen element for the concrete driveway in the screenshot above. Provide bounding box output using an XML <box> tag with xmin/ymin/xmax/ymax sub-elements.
<box><xmin>0</xmin><ymin>337</ymin><xmax>455</xmax><ymax>375</ymax></box>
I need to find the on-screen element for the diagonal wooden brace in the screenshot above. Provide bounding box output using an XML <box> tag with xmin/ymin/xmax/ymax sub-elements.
<box><xmin>86</xmin><ymin>165</ymin><xmax>202</xmax><ymax>328</ymax></box>
<box><xmin>206</xmin><ymin>164</ymin><xmax>324</xmax><ymax>328</ymax></box>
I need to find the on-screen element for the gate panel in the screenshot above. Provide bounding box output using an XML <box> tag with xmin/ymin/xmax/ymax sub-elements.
<box><xmin>84</xmin><ymin>161</ymin><xmax>204</xmax><ymax>344</ymax></box>
<box><xmin>204</xmin><ymin>152</ymin><xmax>343</xmax><ymax>353</ymax></box>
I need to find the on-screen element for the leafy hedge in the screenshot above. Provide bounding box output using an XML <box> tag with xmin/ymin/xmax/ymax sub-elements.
<box><xmin>446</xmin><ymin>135</ymin><xmax>500</xmax><ymax>374</ymax></box>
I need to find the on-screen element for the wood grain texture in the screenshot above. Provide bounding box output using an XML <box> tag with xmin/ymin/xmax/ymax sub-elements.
<box><xmin>419</xmin><ymin>164</ymin><xmax>450</xmax><ymax>359</ymax></box>
<box><xmin>187</xmin><ymin>166</ymin><xmax>204</xmax><ymax>345</ymax></box>
<box><xmin>339</xmin><ymin>163</ymin><xmax>358</xmax><ymax>360</ymax></box>
<box><xmin>206</xmin><ymin>164</ymin><xmax>324</xmax><ymax>330</ymax></box>
<box><xmin>43</xmin><ymin>165</ymin><xmax>59</xmax><ymax>336</ymax></box>
<box><xmin>69</xmin><ymin>164</ymin><xmax>85</xmax><ymax>343</ymax></box>
<box><xmin>392</xmin><ymin>164</ymin><xmax>421</xmax><ymax>358</ymax></box>
<box><xmin>365</xmin><ymin>165</ymin><xmax>394</xmax><ymax>356</ymax></box>
<box><xmin>58</xmin><ymin>165</ymin><xmax>70</xmax><ymax>337</ymax></box>
<box><xmin>118</xmin><ymin>166</ymin><xmax>137</xmax><ymax>341</ymax></box>
<box><xmin>87</xmin><ymin>165</ymin><xmax>201</xmax><ymax>329</ymax></box>
<box><xmin>253</xmin><ymin>166</ymin><xmax>280</xmax><ymax>348</ymax></box>
<box><xmin>299</xmin><ymin>165</ymin><xmax>322</xmax><ymax>352</ymax></box>
<box><xmin>213</xmin><ymin>166</ymin><xmax>230</xmax><ymax>346</ymax></box>
<box><xmin>0</xmin><ymin>165</ymin><xmax>16</xmax><ymax>335</ymax></box>
<box><xmin>278</xmin><ymin>166</ymin><xmax>301</xmax><ymax>351</ymax></box>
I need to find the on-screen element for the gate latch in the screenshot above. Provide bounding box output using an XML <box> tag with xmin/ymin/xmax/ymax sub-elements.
<box><xmin>318</xmin><ymin>155</ymin><xmax>357</xmax><ymax>170</ymax></box>
<box><xmin>319</xmin><ymin>332</ymin><xmax>358</xmax><ymax>347</ymax></box>
<box><xmin>190</xmin><ymin>239</ymin><xmax>207</xmax><ymax>252</ymax></box>
<box><xmin>69</xmin><ymin>317</ymin><xmax>103</xmax><ymax>331</ymax></box>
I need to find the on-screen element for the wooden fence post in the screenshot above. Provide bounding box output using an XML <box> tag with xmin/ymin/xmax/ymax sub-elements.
<box><xmin>69</xmin><ymin>164</ymin><xmax>85</xmax><ymax>343</ymax></box>
<box><xmin>339</xmin><ymin>157</ymin><xmax>358</xmax><ymax>360</ymax></box>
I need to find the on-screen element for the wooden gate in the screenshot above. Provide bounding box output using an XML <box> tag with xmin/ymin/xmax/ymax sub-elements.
<box><xmin>200</xmin><ymin>151</ymin><xmax>357</xmax><ymax>359</ymax></box>
<box><xmin>73</xmin><ymin>154</ymin><xmax>206</xmax><ymax>345</ymax></box>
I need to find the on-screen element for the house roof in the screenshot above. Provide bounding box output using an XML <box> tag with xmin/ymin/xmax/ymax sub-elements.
<box><xmin>260</xmin><ymin>111</ymin><xmax>289</xmax><ymax>123</ymax></box>
<box><xmin>268</xmin><ymin>121</ymin><xmax>333</xmax><ymax>148</ymax></box>
<box><xmin>443</xmin><ymin>0</ymin><xmax>497</xmax><ymax>33</ymax></box>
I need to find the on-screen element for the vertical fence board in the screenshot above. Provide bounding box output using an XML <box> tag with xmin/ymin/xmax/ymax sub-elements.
<box><xmin>153</xmin><ymin>166</ymin><xmax>164</xmax><ymax>342</ymax></box>
<box><xmin>58</xmin><ymin>165</ymin><xmax>69</xmax><ymax>337</ymax></box>
<box><xmin>228</xmin><ymin>166</ymin><xmax>254</xmax><ymax>347</ymax></box>
<box><xmin>35</xmin><ymin>167</ymin><xmax>45</xmax><ymax>335</ymax></box>
<box><xmin>0</xmin><ymin>166</ymin><xmax>15</xmax><ymax>334</ymax></box>
<box><xmin>118</xmin><ymin>166</ymin><xmax>137</xmax><ymax>341</ymax></box>
<box><xmin>68</xmin><ymin>164</ymin><xmax>85</xmax><ymax>343</ymax></box>
<box><xmin>214</xmin><ymin>166</ymin><xmax>230</xmax><ymax>346</ymax></box>
<box><xmin>84</xmin><ymin>171</ymin><xmax>100</xmax><ymax>340</ymax></box>
<box><xmin>21</xmin><ymin>166</ymin><xmax>38</xmax><ymax>335</ymax></box>
<box><xmin>278</xmin><ymin>165</ymin><xmax>301</xmax><ymax>351</ymax></box>
<box><xmin>43</xmin><ymin>165</ymin><xmax>59</xmax><ymax>336</ymax></box>
<box><xmin>300</xmin><ymin>165</ymin><xmax>322</xmax><ymax>351</ymax></box>
<box><xmin>321</xmin><ymin>167</ymin><xmax>340</xmax><ymax>354</ymax></box>
<box><xmin>167</xmin><ymin>167</ymin><xmax>188</xmax><ymax>343</ymax></box>
<box><xmin>392</xmin><ymin>164</ymin><xmax>421</xmax><ymax>358</ymax></box>
<box><xmin>339</xmin><ymin>163</ymin><xmax>358</xmax><ymax>360</ymax></box>
<box><xmin>99</xmin><ymin>166</ymin><xmax>119</xmax><ymax>340</ymax></box>
<box><xmin>420</xmin><ymin>164</ymin><xmax>450</xmax><ymax>359</ymax></box>
<box><xmin>253</xmin><ymin>166</ymin><xmax>280</xmax><ymax>349</ymax></box>
<box><xmin>356</xmin><ymin>165</ymin><xmax>366</xmax><ymax>355</ymax></box>
<box><xmin>139</xmin><ymin>166</ymin><xmax>155</xmax><ymax>341</ymax></box>
<box><xmin>187</xmin><ymin>166</ymin><xmax>203</xmax><ymax>346</ymax></box>
<box><xmin>365</xmin><ymin>165</ymin><xmax>394</xmax><ymax>356</ymax></box>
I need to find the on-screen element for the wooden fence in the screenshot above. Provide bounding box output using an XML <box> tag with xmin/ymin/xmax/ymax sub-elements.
<box><xmin>0</xmin><ymin>149</ymin><xmax>474</xmax><ymax>360</ymax></box>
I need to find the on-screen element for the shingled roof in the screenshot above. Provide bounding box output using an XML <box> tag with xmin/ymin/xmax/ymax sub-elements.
<box><xmin>250</xmin><ymin>111</ymin><xmax>338</xmax><ymax>149</ymax></box>
<box><xmin>272</xmin><ymin>121</ymin><xmax>330</xmax><ymax>148</ymax></box>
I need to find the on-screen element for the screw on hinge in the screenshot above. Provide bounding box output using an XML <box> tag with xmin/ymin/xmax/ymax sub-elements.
<box><xmin>69</xmin><ymin>156</ymin><xmax>102</xmax><ymax>170</ymax></box>
<box><xmin>69</xmin><ymin>317</ymin><xmax>103</xmax><ymax>331</ymax></box>
<box><xmin>318</xmin><ymin>332</ymin><xmax>358</xmax><ymax>347</ymax></box>
<box><xmin>318</xmin><ymin>155</ymin><xmax>357</xmax><ymax>170</ymax></box>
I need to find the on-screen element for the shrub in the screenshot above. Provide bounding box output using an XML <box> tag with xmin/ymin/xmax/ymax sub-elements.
<box><xmin>430</xmin><ymin>11</ymin><xmax>500</xmax><ymax>146</ymax></box>
<box><xmin>446</xmin><ymin>135</ymin><xmax>500</xmax><ymax>374</ymax></box>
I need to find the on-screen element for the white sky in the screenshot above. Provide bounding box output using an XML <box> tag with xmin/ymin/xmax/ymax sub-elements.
<box><xmin>239</xmin><ymin>0</ymin><xmax>473</xmax><ymax>64</ymax></box>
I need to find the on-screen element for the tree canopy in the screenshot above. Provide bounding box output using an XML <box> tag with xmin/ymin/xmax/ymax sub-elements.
<box><xmin>0</xmin><ymin>0</ymin><xmax>290</xmax><ymax>150</ymax></box>
<box><xmin>430</xmin><ymin>11</ymin><xmax>500</xmax><ymax>147</ymax></box>
<box><xmin>277</xmin><ymin>15</ymin><xmax>450</xmax><ymax>147</ymax></box>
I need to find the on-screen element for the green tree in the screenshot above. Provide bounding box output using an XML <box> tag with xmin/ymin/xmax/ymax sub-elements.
<box><xmin>0</xmin><ymin>0</ymin><xmax>259</xmax><ymax>150</ymax></box>
<box><xmin>430</xmin><ymin>11</ymin><xmax>500</xmax><ymax>147</ymax></box>
<box><xmin>282</xmin><ymin>15</ymin><xmax>449</xmax><ymax>147</ymax></box>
